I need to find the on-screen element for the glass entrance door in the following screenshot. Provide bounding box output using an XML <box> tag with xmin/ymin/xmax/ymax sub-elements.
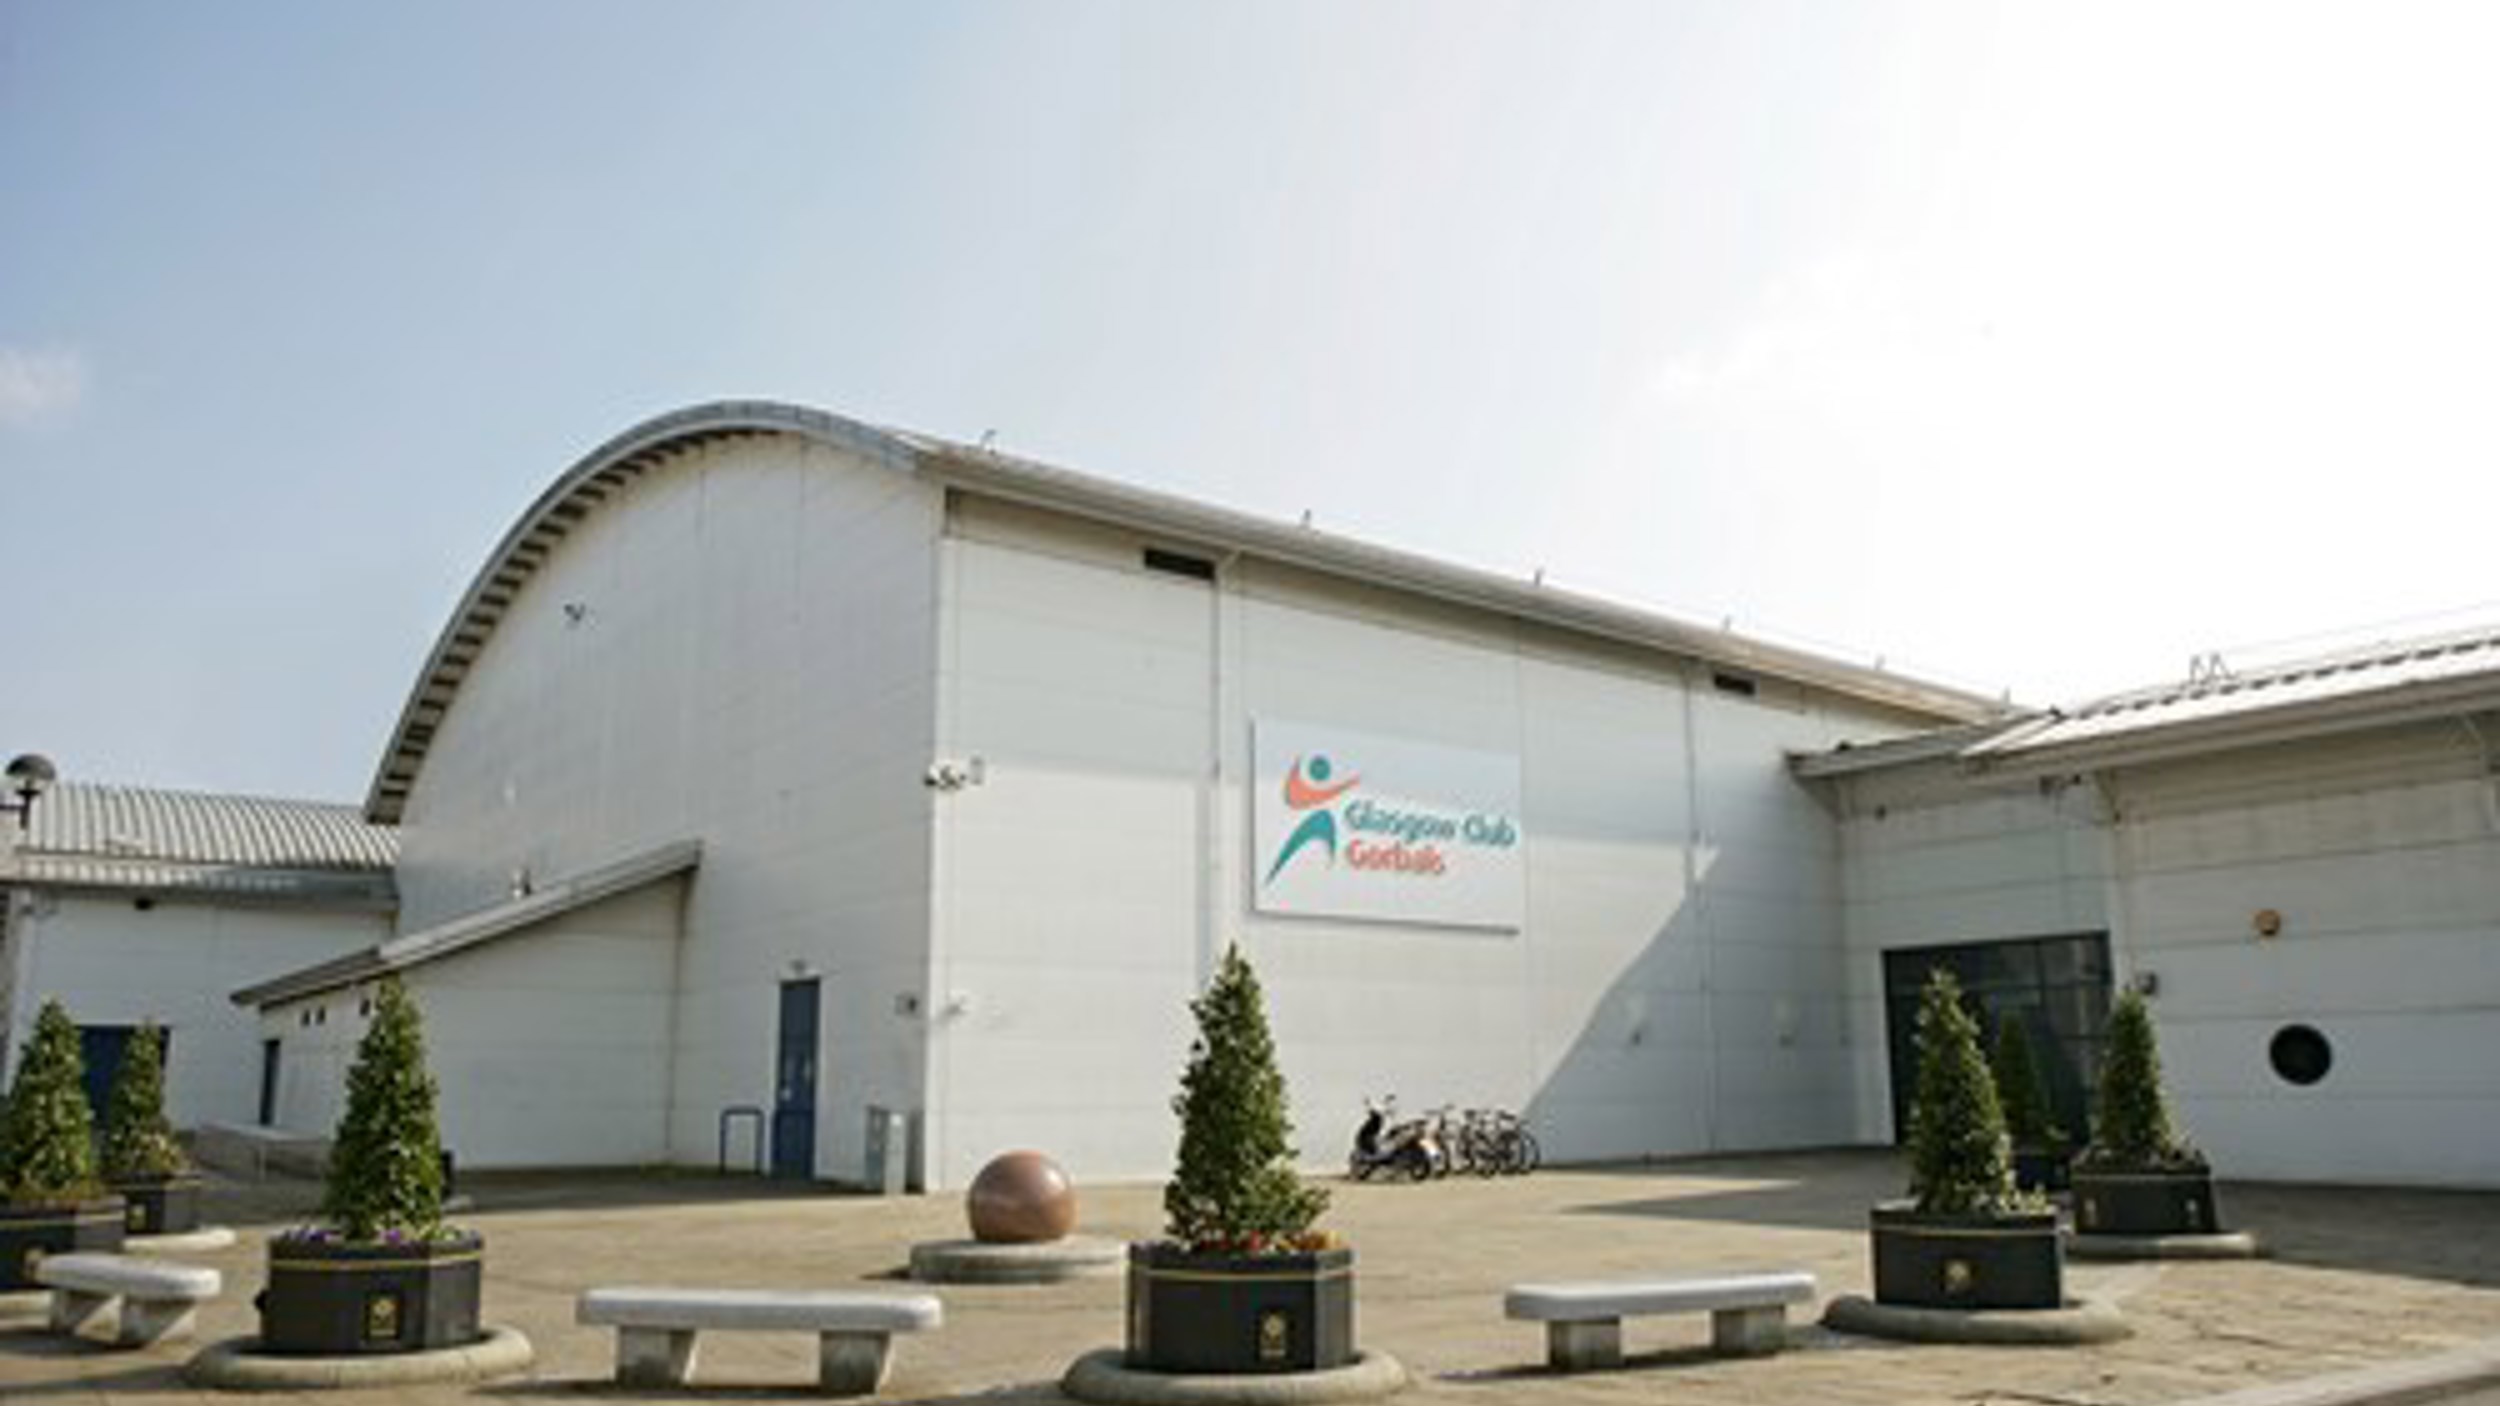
<box><xmin>1882</xmin><ymin>932</ymin><xmax>2111</xmax><ymax>1144</ymax></box>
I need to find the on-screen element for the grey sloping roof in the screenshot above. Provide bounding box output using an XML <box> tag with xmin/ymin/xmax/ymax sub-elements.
<box><xmin>1788</xmin><ymin>720</ymin><xmax>2036</xmax><ymax>779</ymax></box>
<box><xmin>1963</xmin><ymin>625</ymin><xmax>2500</xmax><ymax>770</ymax></box>
<box><xmin>1799</xmin><ymin>624</ymin><xmax>2500</xmax><ymax>780</ymax></box>
<box><xmin>5</xmin><ymin>781</ymin><xmax>396</xmax><ymax>907</ymax></box>
<box><xmin>231</xmin><ymin>839</ymin><xmax>699</xmax><ymax>1008</ymax></box>
<box><xmin>365</xmin><ymin>400</ymin><xmax>2010</xmax><ymax>822</ymax></box>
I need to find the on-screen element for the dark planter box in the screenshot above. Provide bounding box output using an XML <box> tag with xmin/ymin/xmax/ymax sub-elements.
<box><xmin>1870</xmin><ymin>1201</ymin><xmax>2063</xmax><ymax>1311</ymax></box>
<box><xmin>261</xmin><ymin>1231</ymin><xmax>484</xmax><ymax>1355</ymax></box>
<box><xmin>1127</xmin><ymin>1242</ymin><xmax>1354</xmax><ymax>1374</ymax></box>
<box><xmin>0</xmin><ymin>1197</ymin><xmax>127</xmax><ymax>1291</ymax></box>
<box><xmin>112</xmin><ymin>1174</ymin><xmax>203</xmax><ymax>1236</ymax></box>
<box><xmin>2073</xmin><ymin>1166</ymin><xmax>2218</xmax><ymax>1237</ymax></box>
<box><xmin>2012</xmin><ymin>1146</ymin><xmax>2071</xmax><ymax>1195</ymax></box>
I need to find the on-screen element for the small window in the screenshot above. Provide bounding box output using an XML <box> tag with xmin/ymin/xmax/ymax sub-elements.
<box><xmin>1142</xmin><ymin>547</ymin><xmax>1217</xmax><ymax>582</ymax></box>
<box><xmin>2269</xmin><ymin>1024</ymin><xmax>2332</xmax><ymax>1086</ymax></box>
<box><xmin>1711</xmin><ymin>671</ymin><xmax>1758</xmax><ymax>698</ymax></box>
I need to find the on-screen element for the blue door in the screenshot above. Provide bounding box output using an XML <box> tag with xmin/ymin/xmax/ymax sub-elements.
<box><xmin>771</xmin><ymin>979</ymin><xmax>820</xmax><ymax>1179</ymax></box>
<box><xmin>78</xmin><ymin>1025</ymin><xmax>167</xmax><ymax>1121</ymax></box>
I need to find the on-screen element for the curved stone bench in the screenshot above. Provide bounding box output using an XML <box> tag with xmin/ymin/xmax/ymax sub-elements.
<box><xmin>38</xmin><ymin>1252</ymin><xmax>221</xmax><ymax>1347</ymax></box>
<box><xmin>576</xmin><ymin>1287</ymin><xmax>942</xmax><ymax>1395</ymax></box>
<box><xmin>1505</xmin><ymin>1271</ymin><xmax>1816</xmax><ymax>1369</ymax></box>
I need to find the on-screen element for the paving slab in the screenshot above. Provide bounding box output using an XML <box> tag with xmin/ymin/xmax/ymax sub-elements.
<box><xmin>0</xmin><ymin>1152</ymin><xmax>2493</xmax><ymax>1406</ymax></box>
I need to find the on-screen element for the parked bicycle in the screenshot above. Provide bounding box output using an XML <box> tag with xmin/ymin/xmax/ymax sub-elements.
<box><xmin>1350</xmin><ymin>1098</ymin><xmax>1536</xmax><ymax>1179</ymax></box>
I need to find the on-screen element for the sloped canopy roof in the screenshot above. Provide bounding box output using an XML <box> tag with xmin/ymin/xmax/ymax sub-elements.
<box><xmin>231</xmin><ymin>839</ymin><xmax>698</xmax><ymax>1008</ymax></box>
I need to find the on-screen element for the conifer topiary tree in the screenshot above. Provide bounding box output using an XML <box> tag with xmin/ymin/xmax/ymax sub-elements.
<box><xmin>1904</xmin><ymin>970</ymin><xmax>2021</xmax><ymax>1216</ymax></box>
<box><xmin>319</xmin><ymin>978</ymin><xmax>447</xmax><ymax>1242</ymax></box>
<box><xmin>2083</xmin><ymin>988</ymin><xmax>2202</xmax><ymax>1170</ymax></box>
<box><xmin>0</xmin><ymin>999</ymin><xmax>102</xmax><ymax>1204</ymax></box>
<box><xmin>101</xmin><ymin>1020</ymin><xmax>188</xmax><ymax>1181</ymax></box>
<box><xmin>1164</xmin><ymin>945</ymin><xmax>1329</xmax><ymax>1253</ymax></box>
<box><xmin>1990</xmin><ymin>1013</ymin><xmax>2064</xmax><ymax>1152</ymax></box>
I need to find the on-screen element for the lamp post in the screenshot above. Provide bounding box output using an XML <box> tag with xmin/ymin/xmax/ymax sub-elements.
<box><xmin>3</xmin><ymin>753</ymin><xmax>55</xmax><ymax>830</ymax></box>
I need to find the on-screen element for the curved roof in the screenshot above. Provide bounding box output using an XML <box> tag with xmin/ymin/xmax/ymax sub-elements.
<box><xmin>367</xmin><ymin>400</ymin><xmax>2009</xmax><ymax>822</ymax></box>
<box><xmin>363</xmin><ymin>403</ymin><xmax>911</xmax><ymax>821</ymax></box>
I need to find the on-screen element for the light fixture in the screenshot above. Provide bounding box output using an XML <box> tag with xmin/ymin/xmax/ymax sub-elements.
<box><xmin>3</xmin><ymin>753</ymin><xmax>56</xmax><ymax>831</ymax></box>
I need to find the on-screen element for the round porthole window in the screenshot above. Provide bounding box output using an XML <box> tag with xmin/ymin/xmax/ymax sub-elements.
<box><xmin>2269</xmin><ymin>1024</ymin><xmax>2332</xmax><ymax>1086</ymax></box>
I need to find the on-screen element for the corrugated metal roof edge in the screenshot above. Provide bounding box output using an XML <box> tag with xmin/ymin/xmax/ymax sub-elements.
<box><xmin>1792</xmin><ymin>657</ymin><xmax>2500</xmax><ymax>782</ymax></box>
<box><xmin>1958</xmin><ymin>670</ymin><xmax>2500</xmax><ymax>777</ymax></box>
<box><xmin>23</xmin><ymin>780</ymin><xmax>396</xmax><ymax>870</ymax></box>
<box><xmin>366</xmin><ymin>401</ymin><xmax>2009</xmax><ymax>820</ymax></box>
<box><xmin>231</xmin><ymin>839</ymin><xmax>700</xmax><ymax>1009</ymax></box>
<box><xmin>1787</xmin><ymin>720</ymin><xmax>2033</xmax><ymax>779</ymax></box>
<box><xmin>6</xmin><ymin>858</ymin><xmax>397</xmax><ymax>910</ymax></box>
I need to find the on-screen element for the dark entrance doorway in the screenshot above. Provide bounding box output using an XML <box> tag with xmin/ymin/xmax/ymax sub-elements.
<box><xmin>771</xmin><ymin>978</ymin><xmax>821</xmax><ymax>1179</ymax></box>
<box><xmin>77</xmin><ymin>1024</ymin><xmax>168</xmax><ymax>1122</ymax></box>
<box><xmin>259</xmin><ymin>1038</ymin><xmax>282</xmax><ymax>1125</ymax></box>
<box><xmin>1882</xmin><ymin>932</ymin><xmax>2111</xmax><ymax>1144</ymax></box>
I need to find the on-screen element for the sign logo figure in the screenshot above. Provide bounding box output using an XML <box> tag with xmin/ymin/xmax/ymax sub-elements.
<box><xmin>1264</xmin><ymin>754</ymin><xmax>1359</xmax><ymax>884</ymax></box>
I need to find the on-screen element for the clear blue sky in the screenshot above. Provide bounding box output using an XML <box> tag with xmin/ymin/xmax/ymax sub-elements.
<box><xmin>8</xmin><ymin>2</ymin><xmax>2500</xmax><ymax>801</ymax></box>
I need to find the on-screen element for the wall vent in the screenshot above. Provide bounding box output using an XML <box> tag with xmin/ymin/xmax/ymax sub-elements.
<box><xmin>1142</xmin><ymin>547</ymin><xmax>1217</xmax><ymax>582</ymax></box>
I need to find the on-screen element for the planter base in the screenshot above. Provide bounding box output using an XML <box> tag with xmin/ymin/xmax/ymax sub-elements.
<box><xmin>133</xmin><ymin>1226</ymin><xmax>239</xmax><ymax>1254</ymax></box>
<box><xmin>910</xmin><ymin>1235</ymin><xmax>1124</xmax><ymax>1284</ymax></box>
<box><xmin>1128</xmin><ymin>1244</ymin><xmax>1354</xmax><ymax>1375</ymax></box>
<box><xmin>1822</xmin><ymin>1294</ymin><xmax>2130</xmax><ymax>1346</ymax></box>
<box><xmin>184</xmin><ymin>1325</ymin><xmax>534</xmax><ymax>1390</ymax></box>
<box><xmin>2067</xmin><ymin>1229</ymin><xmax>2261</xmax><ymax>1261</ymax></box>
<box><xmin>0</xmin><ymin>1199</ymin><xmax>127</xmax><ymax>1292</ymax></box>
<box><xmin>2072</xmin><ymin>1168</ymin><xmax>2221</xmax><ymax>1237</ymax></box>
<box><xmin>113</xmin><ymin>1176</ymin><xmax>203</xmax><ymax>1237</ymax></box>
<box><xmin>1870</xmin><ymin>1204</ymin><xmax>2063</xmax><ymax>1311</ymax></box>
<box><xmin>260</xmin><ymin>1234</ymin><xmax>483</xmax><ymax>1355</ymax></box>
<box><xmin>1064</xmin><ymin>1347</ymin><xmax>1407</xmax><ymax>1405</ymax></box>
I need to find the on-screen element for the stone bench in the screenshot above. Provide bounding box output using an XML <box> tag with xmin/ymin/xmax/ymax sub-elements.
<box><xmin>1505</xmin><ymin>1271</ymin><xmax>1817</xmax><ymax>1370</ymax></box>
<box><xmin>576</xmin><ymin>1287</ymin><xmax>942</xmax><ymax>1395</ymax></box>
<box><xmin>37</xmin><ymin>1252</ymin><xmax>221</xmax><ymax>1347</ymax></box>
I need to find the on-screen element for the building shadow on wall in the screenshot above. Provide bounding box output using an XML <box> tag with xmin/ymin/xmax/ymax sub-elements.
<box><xmin>1510</xmin><ymin>822</ymin><xmax>1900</xmax><ymax>1243</ymax></box>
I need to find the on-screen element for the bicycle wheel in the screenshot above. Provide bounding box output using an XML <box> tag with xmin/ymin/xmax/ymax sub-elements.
<box><xmin>1512</xmin><ymin>1128</ymin><xmax>1541</xmax><ymax>1175</ymax></box>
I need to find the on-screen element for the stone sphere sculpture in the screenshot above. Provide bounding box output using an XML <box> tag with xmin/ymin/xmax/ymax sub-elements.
<box><xmin>966</xmin><ymin>1149</ymin><xmax>1076</xmax><ymax>1244</ymax></box>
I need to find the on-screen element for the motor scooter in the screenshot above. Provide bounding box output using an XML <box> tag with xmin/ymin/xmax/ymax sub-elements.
<box><xmin>1348</xmin><ymin>1096</ymin><xmax>1439</xmax><ymax>1181</ymax></box>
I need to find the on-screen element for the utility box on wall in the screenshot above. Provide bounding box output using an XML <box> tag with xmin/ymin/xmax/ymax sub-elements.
<box><xmin>865</xmin><ymin>1106</ymin><xmax>908</xmax><ymax>1195</ymax></box>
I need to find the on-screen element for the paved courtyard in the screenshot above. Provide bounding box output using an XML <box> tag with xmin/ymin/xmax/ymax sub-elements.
<box><xmin>4</xmin><ymin>1150</ymin><xmax>2497</xmax><ymax>1405</ymax></box>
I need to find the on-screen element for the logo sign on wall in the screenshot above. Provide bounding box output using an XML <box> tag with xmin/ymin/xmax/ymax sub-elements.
<box><xmin>1252</xmin><ymin>719</ymin><xmax>1524</xmax><ymax>930</ymax></box>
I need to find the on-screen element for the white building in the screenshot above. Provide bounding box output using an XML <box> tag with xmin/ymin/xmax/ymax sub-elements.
<box><xmin>1801</xmin><ymin>633</ymin><xmax>2500</xmax><ymax>1188</ymax></box>
<box><xmin>235</xmin><ymin>401</ymin><xmax>1995</xmax><ymax>1189</ymax></box>
<box><xmin>221</xmin><ymin>400</ymin><xmax>2499</xmax><ymax>1192</ymax></box>
<box><xmin>0</xmin><ymin>782</ymin><xmax>394</xmax><ymax>1130</ymax></box>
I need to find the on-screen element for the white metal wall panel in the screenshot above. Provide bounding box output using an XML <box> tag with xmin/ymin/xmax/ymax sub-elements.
<box><xmin>2105</xmin><ymin>743</ymin><xmax>2500</xmax><ymax>1186</ymax></box>
<box><xmin>931</xmin><ymin>517</ymin><xmax>1924</xmax><ymax>1185</ymax></box>
<box><xmin>259</xmin><ymin>881</ymin><xmax>682</xmax><ymax>1167</ymax></box>
<box><xmin>1833</xmin><ymin>764</ymin><xmax>2111</xmax><ymax>1141</ymax></box>
<box><xmin>11</xmin><ymin>897</ymin><xmax>387</xmax><ymax>1129</ymax></box>
<box><xmin>390</xmin><ymin>434</ymin><xmax>940</xmax><ymax>1180</ymax></box>
<box><xmin>927</xmin><ymin>533</ymin><xmax>1213</xmax><ymax>1186</ymax></box>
